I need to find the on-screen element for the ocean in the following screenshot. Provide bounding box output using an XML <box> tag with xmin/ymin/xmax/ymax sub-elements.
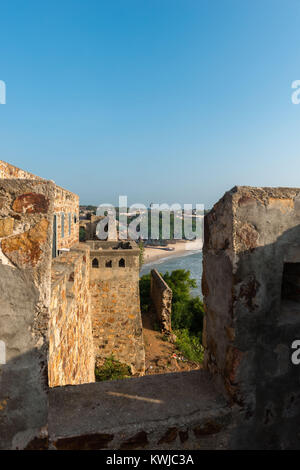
<box><xmin>139</xmin><ymin>250</ymin><xmax>203</xmax><ymax>298</ymax></box>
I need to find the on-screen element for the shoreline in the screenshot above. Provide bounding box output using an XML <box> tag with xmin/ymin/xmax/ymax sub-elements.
<box><xmin>142</xmin><ymin>239</ymin><xmax>202</xmax><ymax>265</ymax></box>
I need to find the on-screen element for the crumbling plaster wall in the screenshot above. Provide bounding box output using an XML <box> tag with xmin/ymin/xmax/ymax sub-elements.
<box><xmin>203</xmin><ymin>186</ymin><xmax>300</xmax><ymax>449</ymax></box>
<box><xmin>150</xmin><ymin>269</ymin><xmax>172</xmax><ymax>335</ymax></box>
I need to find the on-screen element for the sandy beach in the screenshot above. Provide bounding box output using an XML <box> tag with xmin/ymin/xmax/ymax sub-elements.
<box><xmin>143</xmin><ymin>239</ymin><xmax>202</xmax><ymax>264</ymax></box>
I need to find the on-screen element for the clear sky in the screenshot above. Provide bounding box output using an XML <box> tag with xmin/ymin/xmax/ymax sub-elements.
<box><xmin>1</xmin><ymin>0</ymin><xmax>300</xmax><ymax>208</ymax></box>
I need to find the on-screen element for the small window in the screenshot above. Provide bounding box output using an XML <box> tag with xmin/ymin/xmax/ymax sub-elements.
<box><xmin>61</xmin><ymin>213</ymin><xmax>65</xmax><ymax>238</ymax></box>
<box><xmin>281</xmin><ymin>263</ymin><xmax>300</xmax><ymax>301</ymax></box>
<box><xmin>119</xmin><ymin>258</ymin><xmax>125</xmax><ymax>267</ymax></box>
<box><xmin>92</xmin><ymin>258</ymin><xmax>99</xmax><ymax>268</ymax></box>
<box><xmin>105</xmin><ymin>260</ymin><xmax>112</xmax><ymax>268</ymax></box>
<box><xmin>68</xmin><ymin>213</ymin><xmax>71</xmax><ymax>236</ymax></box>
<box><xmin>74</xmin><ymin>214</ymin><xmax>77</xmax><ymax>224</ymax></box>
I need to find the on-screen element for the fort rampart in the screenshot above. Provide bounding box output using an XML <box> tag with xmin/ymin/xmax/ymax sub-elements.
<box><xmin>1</xmin><ymin>162</ymin><xmax>299</xmax><ymax>450</ymax></box>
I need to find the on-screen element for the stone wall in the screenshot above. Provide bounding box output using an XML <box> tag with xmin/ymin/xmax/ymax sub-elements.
<box><xmin>53</xmin><ymin>186</ymin><xmax>79</xmax><ymax>251</ymax></box>
<box><xmin>0</xmin><ymin>179</ymin><xmax>55</xmax><ymax>449</ymax></box>
<box><xmin>0</xmin><ymin>160</ymin><xmax>80</xmax><ymax>253</ymax></box>
<box><xmin>88</xmin><ymin>241</ymin><xmax>145</xmax><ymax>375</ymax></box>
<box><xmin>203</xmin><ymin>186</ymin><xmax>300</xmax><ymax>449</ymax></box>
<box><xmin>2</xmin><ymin>176</ymin><xmax>300</xmax><ymax>449</ymax></box>
<box><xmin>150</xmin><ymin>269</ymin><xmax>172</xmax><ymax>334</ymax></box>
<box><xmin>0</xmin><ymin>162</ymin><xmax>85</xmax><ymax>448</ymax></box>
<box><xmin>49</xmin><ymin>244</ymin><xmax>95</xmax><ymax>387</ymax></box>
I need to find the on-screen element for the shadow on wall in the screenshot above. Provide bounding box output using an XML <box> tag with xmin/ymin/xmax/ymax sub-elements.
<box><xmin>203</xmin><ymin>214</ymin><xmax>300</xmax><ymax>450</ymax></box>
<box><xmin>0</xmin><ymin>348</ymin><xmax>48</xmax><ymax>450</ymax></box>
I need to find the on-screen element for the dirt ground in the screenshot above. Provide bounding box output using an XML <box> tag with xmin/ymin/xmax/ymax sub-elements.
<box><xmin>142</xmin><ymin>308</ymin><xmax>202</xmax><ymax>375</ymax></box>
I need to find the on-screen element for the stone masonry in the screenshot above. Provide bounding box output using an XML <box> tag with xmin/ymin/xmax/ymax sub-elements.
<box><xmin>1</xmin><ymin>164</ymin><xmax>300</xmax><ymax>450</ymax></box>
<box><xmin>0</xmin><ymin>162</ymin><xmax>91</xmax><ymax>449</ymax></box>
<box><xmin>150</xmin><ymin>269</ymin><xmax>173</xmax><ymax>335</ymax></box>
<box><xmin>88</xmin><ymin>240</ymin><xmax>145</xmax><ymax>375</ymax></box>
<box><xmin>49</xmin><ymin>245</ymin><xmax>94</xmax><ymax>387</ymax></box>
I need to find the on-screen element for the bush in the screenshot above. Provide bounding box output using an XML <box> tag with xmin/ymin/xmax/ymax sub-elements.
<box><xmin>79</xmin><ymin>226</ymin><xmax>86</xmax><ymax>242</ymax></box>
<box><xmin>162</xmin><ymin>270</ymin><xmax>204</xmax><ymax>336</ymax></box>
<box><xmin>174</xmin><ymin>329</ymin><xmax>204</xmax><ymax>363</ymax></box>
<box><xmin>95</xmin><ymin>355</ymin><xmax>131</xmax><ymax>382</ymax></box>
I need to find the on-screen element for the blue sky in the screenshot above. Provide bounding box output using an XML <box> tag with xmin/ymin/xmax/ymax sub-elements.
<box><xmin>1</xmin><ymin>0</ymin><xmax>300</xmax><ymax>208</ymax></box>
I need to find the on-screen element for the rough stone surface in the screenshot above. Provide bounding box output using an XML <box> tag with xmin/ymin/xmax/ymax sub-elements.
<box><xmin>12</xmin><ymin>192</ymin><xmax>50</xmax><ymax>214</ymax></box>
<box><xmin>150</xmin><ymin>269</ymin><xmax>173</xmax><ymax>335</ymax></box>
<box><xmin>2</xmin><ymin>218</ymin><xmax>49</xmax><ymax>267</ymax></box>
<box><xmin>49</xmin><ymin>370</ymin><xmax>233</xmax><ymax>450</ymax></box>
<box><xmin>203</xmin><ymin>186</ymin><xmax>300</xmax><ymax>449</ymax></box>
<box><xmin>48</xmin><ymin>245</ymin><xmax>95</xmax><ymax>387</ymax></box>
<box><xmin>0</xmin><ymin>179</ymin><xmax>55</xmax><ymax>450</ymax></box>
<box><xmin>0</xmin><ymin>217</ymin><xmax>14</xmax><ymax>237</ymax></box>
<box><xmin>88</xmin><ymin>241</ymin><xmax>145</xmax><ymax>375</ymax></box>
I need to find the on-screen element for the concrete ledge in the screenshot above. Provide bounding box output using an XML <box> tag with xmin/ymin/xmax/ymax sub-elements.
<box><xmin>49</xmin><ymin>370</ymin><xmax>234</xmax><ymax>450</ymax></box>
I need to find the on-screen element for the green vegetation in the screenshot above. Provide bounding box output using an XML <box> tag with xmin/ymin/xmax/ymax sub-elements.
<box><xmin>95</xmin><ymin>354</ymin><xmax>131</xmax><ymax>382</ymax></box>
<box><xmin>139</xmin><ymin>269</ymin><xmax>205</xmax><ymax>363</ymax></box>
<box><xmin>139</xmin><ymin>273</ymin><xmax>151</xmax><ymax>313</ymax></box>
<box><xmin>79</xmin><ymin>226</ymin><xmax>86</xmax><ymax>242</ymax></box>
<box><xmin>173</xmin><ymin>329</ymin><xmax>204</xmax><ymax>363</ymax></box>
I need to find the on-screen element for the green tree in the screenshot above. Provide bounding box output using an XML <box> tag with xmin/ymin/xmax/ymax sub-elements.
<box><xmin>139</xmin><ymin>273</ymin><xmax>151</xmax><ymax>313</ymax></box>
<box><xmin>79</xmin><ymin>226</ymin><xmax>86</xmax><ymax>242</ymax></box>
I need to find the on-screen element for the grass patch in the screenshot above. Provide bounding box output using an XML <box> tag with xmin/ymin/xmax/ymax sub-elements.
<box><xmin>174</xmin><ymin>329</ymin><xmax>204</xmax><ymax>363</ymax></box>
<box><xmin>95</xmin><ymin>354</ymin><xmax>131</xmax><ymax>382</ymax></box>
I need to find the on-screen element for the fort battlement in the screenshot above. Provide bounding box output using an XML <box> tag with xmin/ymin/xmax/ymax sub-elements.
<box><xmin>1</xmin><ymin>162</ymin><xmax>300</xmax><ymax>450</ymax></box>
<box><xmin>86</xmin><ymin>240</ymin><xmax>145</xmax><ymax>375</ymax></box>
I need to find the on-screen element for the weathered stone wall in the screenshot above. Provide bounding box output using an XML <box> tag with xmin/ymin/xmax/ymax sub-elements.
<box><xmin>150</xmin><ymin>269</ymin><xmax>172</xmax><ymax>334</ymax></box>
<box><xmin>88</xmin><ymin>241</ymin><xmax>145</xmax><ymax>375</ymax></box>
<box><xmin>2</xmin><ymin>174</ymin><xmax>300</xmax><ymax>450</ymax></box>
<box><xmin>203</xmin><ymin>186</ymin><xmax>300</xmax><ymax>449</ymax></box>
<box><xmin>0</xmin><ymin>160</ymin><xmax>80</xmax><ymax>252</ymax></box>
<box><xmin>0</xmin><ymin>179</ymin><xmax>55</xmax><ymax>449</ymax></box>
<box><xmin>49</xmin><ymin>244</ymin><xmax>95</xmax><ymax>387</ymax></box>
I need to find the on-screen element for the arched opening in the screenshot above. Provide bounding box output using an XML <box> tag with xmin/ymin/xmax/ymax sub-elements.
<box><xmin>92</xmin><ymin>258</ymin><xmax>99</xmax><ymax>268</ymax></box>
<box><xmin>119</xmin><ymin>258</ymin><xmax>125</xmax><ymax>267</ymax></box>
<box><xmin>105</xmin><ymin>260</ymin><xmax>112</xmax><ymax>268</ymax></box>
